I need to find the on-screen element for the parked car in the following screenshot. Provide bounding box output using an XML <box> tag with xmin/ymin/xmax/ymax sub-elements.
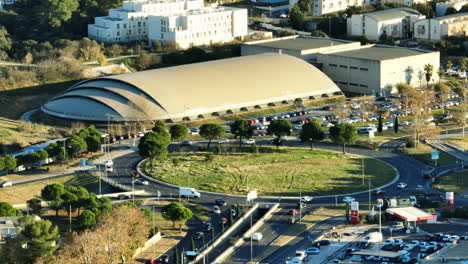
<box><xmin>294</xmin><ymin>250</ymin><xmax>307</xmax><ymax>261</ymax></box>
<box><xmin>216</xmin><ymin>138</ymin><xmax>230</xmax><ymax>144</ymax></box>
<box><xmin>135</xmin><ymin>179</ymin><xmax>149</xmax><ymax>185</ymax></box>
<box><xmin>373</xmin><ymin>189</ymin><xmax>385</xmax><ymax>195</ymax></box>
<box><xmin>318</xmin><ymin>240</ymin><xmax>331</xmax><ymax>246</ymax></box>
<box><xmin>215</xmin><ymin>198</ymin><xmax>226</xmax><ymax>206</ymax></box>
<box><xmin>304</xmin><ymin>247</ymin><xmax>319</xmax><ymax>255</ymax></box>
<box><xmin>159</xmin><ymin>254</ymin><xmax>169</xmax><ymax>263</ymax></box>
<box><xmin>252</xmin><ymin>232</ymin><xmax>263</xmax><ymax>241</ymax></box>
<box><xmin>194</xmin><ymin>232</ymin><xmax>203</xmax><ymax>240</ymax></box>
<box><xmin>296</xmin><ymin>202</ymin><xmax>307</xmax><ymax>209</ymax></box>
<box><xmin>289</xmin><ymin>209</ymin><xmax>298</xmax><ymax>215</ymax></box>
<box><xmin>117</xmin><ymin>194</ymin><xmax>130</xmax><ymax>200</ymax></box>
<box><xmin>212</xmin><ymin>206</ymin><xmax>221</xmax><ymax>214</ymax></box>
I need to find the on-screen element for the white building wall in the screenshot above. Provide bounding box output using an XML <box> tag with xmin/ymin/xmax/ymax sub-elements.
<box><xmin>436</xmin><ymin>0</ymin><xmax>467</xmax><ymax>17</ymax></box>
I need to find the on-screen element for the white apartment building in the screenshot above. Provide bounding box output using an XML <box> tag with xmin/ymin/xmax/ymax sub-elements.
<box><xmin>382</xmin><ymin>0</ymin><xmax>427</xmax><ymax>8</ymax></box>
<box><xmin>414</xmin><ymin>12</ymin><xmax>468</xmax><ymax>40</ymax></box>
<box><xmin>0</xmin><ymin>0</ymin><xmax>16</xmax><ymax>10</ymax></box>
<box><xmin>436</xmin><ymin>0</ymin><xmax>467</xmax><ymax>17</ymax></box>
<box><xmin>347</xmin><ymin>7</ymin><xmax>425</xmax><ymax>41</ymax></box>
<box><xmin>148</xmin><ymin>7</ymin><xmax>247</xmax><ymax>49</ymax></box>
<box><xmin>88</xmin><ymin>0</ymin><xmax>204</xmax><ymax>43</ymax></box>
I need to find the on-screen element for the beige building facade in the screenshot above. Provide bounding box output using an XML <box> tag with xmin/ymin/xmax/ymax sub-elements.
<box><xmin>316</xmin><ymin>45</ymin><xmax>440</xmax><ymax>96</ymax></box>
<box><xmin>414</xmin><ymin>13</ymin><xmax>468</xmax><ymax>40</ymax></box>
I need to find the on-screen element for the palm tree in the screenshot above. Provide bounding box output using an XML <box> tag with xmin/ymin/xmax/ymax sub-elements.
<box><xmin>438</xmin><ymin>67</ymin><xmax>444</xmax><ymax>85</ymax></box>
<box><xmin>424</xmin><ymin>64</ymin><xmax>434</xmax><ymax>89</ymax></box>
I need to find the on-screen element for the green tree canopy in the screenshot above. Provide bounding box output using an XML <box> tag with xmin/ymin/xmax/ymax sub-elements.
<box><xmin>138</xmin><ymin>130</ymin><xmax>171</xmax><ymax>169</ymax></box>
<box><xmin>37</xmin><ymin>149</ymin><xmax>48</xmax><ymax>163</ymax></box>
<box><xmin>199</xmin><ymin>123</ymin><xmax>225</xmax><ymax>149</ymax></box>
<box><xmin>230</xmin><ymin>119</ymin><xmax>254</xmax><ymax>149</ymax></box>
<box><xmin>0</xmin><ymin>157</ymin><xmax>5</xmax><ymax>171</ymax></box>
<box><xmin>41</xmin><ymin>183</ymin><xmax>66</xmax><ymax>217</ymax></box>
<box><xmin>267</xmin><ymin>119</ymin><xmax>292</xmax><ymax>148</ymax></box>
<box><xmin>38</xmin><ymin>0</ymin><xmax>79</xmax><ymax>28</ymax></box>
<box><xmin>0</xmin><ymin>26</ymin><xmax>12</xmax><ymax>51</ymax></box>
<box><xmin>21</xmin><ymin>219</ymin><xmax>59</xmax><ymax>262</ymax></box>
<box><xmin>329</xmin><ymin>123</ymin><xmax>357</xmax><ymax>154</ymax></box>
<box><xmin>27</xmin><ymin>198</ymin><xmax>42</xmax><ymax>215</ymax></box>
<box><xmin>299</xmin><ymin>121</ymin><xmax>325</xmax><ymax>149</ymax></box>
<box><xmin>290</xmin><ymin>4</ymin><xmax>305</xmax><ymax>30</ymax></box>
<box><xmin>460</xmin><ymin>4</ymin><xmax>468</xmax><ymax>12</ymax></box>
<box><xmin>297</xmin><ymin>0</ymin><xmax>312</xmax><ymax>14</ymax></box>
<box><xmin>0</xmin><ymin>202</ymin><xmax>23</xmax><ymax>216</ymax></box>
<box><xmin>161</xmin><ymin>202</ymin><xmax>193</xmax><ymax>231</ymax></box>
<box><xmin>77</xmin><ymin>209</ymin><xmax>96</xmax><ymax>229</ymax></box>
<box><xmin>169</xmin><ymin>124</ymin><xmax>188</xmax><ymax>145</ymax></box>
<box><xmin>66</xmin><ymin>135</ymin><xmax>87</xmax><ymax>157</ymax></box>
<box><xmin>4</xmin><ymin>155</ymin><xmax>16</xmax><ymax>170</ymax></box>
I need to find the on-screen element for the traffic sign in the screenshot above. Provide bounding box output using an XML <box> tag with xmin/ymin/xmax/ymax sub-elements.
<box><xmin>157</xmin><ymin>190</ymin><xmax>161</xmax><ymax>198</ymax></box>
<box><xmin>431</xmin><ymin>151</ymin><xmax>440</xmax><ymax>160</ymax></box>
<box><xmin>247</xmin><ymin>190</ymin><xmax>257</xmax><ymax>202</ymax></box>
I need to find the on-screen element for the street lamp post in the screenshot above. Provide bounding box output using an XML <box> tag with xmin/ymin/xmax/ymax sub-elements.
<box><xmin>376</xmin><ymin>199</ymin><xmax>384</xmax><ymax>235</ymax></box>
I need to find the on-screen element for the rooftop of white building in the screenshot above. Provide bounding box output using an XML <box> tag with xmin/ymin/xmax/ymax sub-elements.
<box><xmin>363</xmin><ymin>7</ymin><xmax>422</xmax><ymax>21</ymax></box>
<box><xmin>161</xmin><ymin>6</ymin><xmax>242</xmax><ymax>17</ymax></box>
<box><xmin>244</xmin><ymin>36</ymin><xmax>357</xmax><ymax>51</ymax></box>
<box><xmin>323</xmin><ymin>45</ymin><xmax>437</xmax><ymax>61</ymax></box>
<box><xmin>433</xmin><ymin>12</ymin><xmax>468</xmax><ymax>21</ymax></box>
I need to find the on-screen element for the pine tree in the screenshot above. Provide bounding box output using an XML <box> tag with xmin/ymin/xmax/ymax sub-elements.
<box><xmin>394</xmin><ymin>116</ymin><xmax>399</xmax><ymax>134</ymax></box>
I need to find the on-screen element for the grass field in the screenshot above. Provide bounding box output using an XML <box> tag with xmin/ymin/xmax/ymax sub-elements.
<box><xmin>432</xmin><ymin>170</ymin><xmax>468</xmax><ymax>194</ymax></box>
<box><xmin>141</xmin><ymin>147</ymin><xmax>395</xmax><ymax>196</ymax></box>
<box><xmin>0</xmin><ymin>117</ymin><xmax>60</xmax><ymax>152</ymax></box>
<box><xmin>0</xmin><ymin>173</ymin><xmax>98</xmax><ymax>204</ymax></box>
<box><xmin>400</xmin><ymin>143</ymin><xmax>458</xmax><ymax>166</ymax></box>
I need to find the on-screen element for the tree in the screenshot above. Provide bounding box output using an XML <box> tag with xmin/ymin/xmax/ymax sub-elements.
<box><xmin>396</xmin><ymin>83</ymin><xmax>421</xmax><ymax>117</ymax></box>
<box><xmin>27</xmin><ymin>198</ymin><xmax>42</xmax><ymax>215</ymax></box>
<box><xmin>57</xmin><ymin>147</ymin><xmax>68</xmax><ymax>163</ymax></box>
<box><xmin>329</xmin><ymin>124</ymin><xmax>357</xmax><ymax>154</ymax></box>
<box><xmin>0</xmin><ymin>157</ymin><xmax>5</xmax><ymax>171</ymax></box>
<box><xmin>97</xmin><ymin>54</ymin><xmax>107</xmax><ymax>66</ymax></box>
<box><xmin>267</xmin><ymin>119</ymin><xmax>292</xmax><ymax>148</ymax></box>
<box><xmin>21</xmin><ymin>219</ymin><xmax>60</xmax><ymax>262</ymax></box>
<box><xmin>299</xmin><ymin>121</ymin><xmax>325</xmax><ymax>149</ymax></box>
<box><xmin>38</xmin><ymin>0</ymin><xmax>79</xmax><ymax>28</ymax></box>
<box><xmin>438</xmin><ymin>67</ymin><xmax>444</xmax><ymax>84</ymax></box>
<box><xmin>377</xmin><ymin>114</ymin><xmax>383</xmax><ymax>133</ymax></box>
<box><xmin>446</xmin><ymin>60</ymin><xmax>453</xmax><ymax>70</ymax></box>
<box><xmin>4</xmin><ymin>155</ymin><xmax>16</xmax><ymax>172</ymax></box>
<box><xmin>424</xmin><ymin>64</ymin><xmax>434</xmax><ymax>89</ymax></box>
<box><xmin>41</xmin><ymin>184</ymin><xmax>66</xmax><ymax>217</ymax></box>
<box><xmin>138</xmin><ymin>130</ymin><xmax>171</xmax><ymax>170</ymax></box>
<box><xmin>394</xmin><ymin>116</ymin><xmax>399</xmax><ymax>134</ymax></box>
<box><xmin>230</xmin><ymin>119</ymin><xmax>254</xmax><ymax>149</ymax></box>
<box><xmin>290</xmin><ymin>4</ymin><xmax>305</xmax><ymax>30</ymax></box>
<box><xmin>460</xmin><ymin>3</ymin><xmax>468</xmax><ymax>12</ymax></box>
<box><xmin>66</xmin><ymin>135</ymin><xmax>87</xmax><ymax>157</ymax></box>
<box><xmin>413</xmin><ymin>3</ymin><xmax>434</xmax><ymax>18</ymax></box>
<box><xmin>0</xmin><ymin>26</ymin><xmax>12</xmax><ymax>52</ymax></box>
<box><xmin>298</xmin><ymin>0</ymin><xmax>312</xmax><ymax>14</ymax></box>
<box><xmin>0</xmin><ymin>202</ymin><xmax>23</xmax><ymax>216</ymax></box>
<box><xmin>152</xmin><ymin>41</ymin><xmax>162</xmax><ymax>52</ymax></box>
<box><xmin>85</xmin><ymin>136</ymin><xmax>100</xmax><ymax>152</ymax></box>
<box><xmin>77</xmin><ymin>209</ymin><xmax>97</xmax><ymax>229</ymax></box>
<box><xmin>199</xmin><ymin>123</ymin><xmax>225</xmax><ymax>149</ymax></box>
<box><xmin>67</xmin><ymin>186</ymin><xmax>89</xmax><ymax>215</ymax></box>
<box><xmin>161</xmin><ymin>202</ymin><xmax>193</xmax><ymax>231</ymax></box>
<box><xmin>169</xmin><ymin>124</ymin><xmax>188</xmax><ymax>151</ymax></box>
<box><xmin>357</xmin><ymin>35</ymin><xmax>369</xmax><ymax>45</ymax></box>
<box><xmin>37</xmin><ymin>149</ymin><xmax>48</xmax><ymax>164</ymax></box>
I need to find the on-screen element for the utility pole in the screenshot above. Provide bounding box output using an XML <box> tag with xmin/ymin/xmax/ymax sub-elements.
<box><xmin>368</xmin><ymin>178</ymin><xmax>371</xmax><ymax>212</ymax></box>
<box><xmin>69</xmin><ymin>205</ymin><xmax>72</xmax><ymax>233</ymax></box>
<box><xmin>299</xmin><ymin>182</ymin><xmax>302</xmax><ymax>224</ymax></box>
<box><xmin>250</xmin><ymin>214</ymin><xmax>253</xmax><ymax>262</ymax></box>
<box><xmin>362</xmin><ymin>158</ymin><xmax>365</xmax><ymax>185</ymax></box>
<box><xmin>153</xmin><ymin>205</ymin><xmax>156</xmax><ymax>256</ymax></box>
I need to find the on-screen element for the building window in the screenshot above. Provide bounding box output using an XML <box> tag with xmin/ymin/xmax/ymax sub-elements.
<box><xmin>350</xmin><ymin>66</ymin><xmax>358</xmax><ymax>69</ymax></box>
<box><xmin>138</xmin><ymin>22</ymin><xmax>141</xmax><ymax>27</ymax></box>
<box><xmin>329</xmin><ymin>64</ymin><xmax>338</xmax><ymax>67</ymax></box>
<box><xmin>339</xmin><ymin>65</ymin><xmax>348</xmax><ymax>68</ymax></box>
<box><xmin>339</xmin><ymin>81</ymin><xmax>348</xmax><ymax>85</ymax></box>
<box><xmin>117</xmin><ymin>32</ymin><xmax>120</xmax><ymax>36</ymax></box>
<box><xmin>161</xmin><ymin>33</ymin><xmax>164</xmax><ymax>39</ymax></box>
<box><xmin>350</xmin><ymin>83</ymin><xmax>358</xmax><ymax>86</ymax></box>
<box><xmin>359</xmin><ymin>84</ymin><xmax>368</xmax><ymax>88</ymax></box>
<box><xmin>123</xmin><ymin>24</ymin><xmax>127</xmax><ymax>28</ymax></box>
<box><xmin>117</xmin><ymin>24</ymin><xmax>120</xmax><ymax>29</ymax></box>
<box><xmin>360</xmin><ymin>67</ymin><xmax>368</xmax><ymax>71</ymax></box>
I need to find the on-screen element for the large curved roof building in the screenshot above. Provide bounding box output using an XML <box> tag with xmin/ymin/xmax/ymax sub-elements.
<box><xmin>42</xmin><ymin>53</ymin><xmax>342</xmax><ymax>122</ymax></box>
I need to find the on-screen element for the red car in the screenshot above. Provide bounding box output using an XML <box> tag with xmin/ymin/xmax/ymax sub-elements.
<box><xmin>289</xmin><ymin>209</ymin><xmax>297</xmax><ymax>216</ymax></box>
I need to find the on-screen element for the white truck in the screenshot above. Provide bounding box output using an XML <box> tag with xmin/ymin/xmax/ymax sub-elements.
<box><xmin>179</xmin><ymin>187</ymin><xmax>201</xmax><ymax>198</ymax></box>
<box><xmin>364</xmin><ymin>232</ymin><xmax>383</xmax><ymax>244</ymax></box>
<box><xmin>104</xmin><ymin>160</ymin><xmax>113</xmax><ymax>172</ymax></box>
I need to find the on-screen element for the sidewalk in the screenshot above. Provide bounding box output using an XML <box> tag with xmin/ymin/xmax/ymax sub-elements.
<box><xmin>6</xmin><ymin>148</ymin><xmax>135</xmax><ymax>185</ymax></box>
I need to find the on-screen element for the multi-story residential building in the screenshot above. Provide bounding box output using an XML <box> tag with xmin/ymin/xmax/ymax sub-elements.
<box><xmin>0</xmin><ymin>0</ymin><xmax>16</xmax><ymax>10</ymax></box>
<box><xmin>436</xmin><ymin>0</ymin><xmax>467</xmax><ymax>17</ymax></box>
<box><xmin>148</xmin><ymin>7</ymin><xmax>247</xmax><ymax>49</ymax></box>
<box><xmin>88</xmin><ymin>0</ymin><xmax>247</xmax><ymax>48</ymax></box>
<box><xmin>289</xmin><ymin>0</ymin><xmax>366</xmax><ymax>16</ymax></box>
<box><xmin>88</xmin><ymin>0</ymin><xmax>205</xmax><ymax>43</ymax></box>
<box><xmin>347</xmin><ymin>7</ymin><xmax>425</xmax><ymax>41</ymax></box>
<box><xmin>414</xmin><ymin>12</ymin><xmax>468</xmax><ymax>40</ymax></box>
<box><xmin>316</xmin><ymin>44</ymin><xmax>440</xmax><ymax>96</ymax></box>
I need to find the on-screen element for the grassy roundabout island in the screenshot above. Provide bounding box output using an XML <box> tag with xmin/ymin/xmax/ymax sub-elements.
<box><xmin>140</xmin><ymin>147</ymin><xmax>396</xmax><ymax>196</ymax></box>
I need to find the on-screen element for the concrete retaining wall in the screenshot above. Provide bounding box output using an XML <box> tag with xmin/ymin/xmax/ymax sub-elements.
<box><xmin>191</xmin><ymin>204</ymin><xmax>259</xmax><ymax>263</ymax></box>
<box><xmin>212</xmin><ymin>203</ymin><xmax>279</xmax><ymax>264</ymax></box>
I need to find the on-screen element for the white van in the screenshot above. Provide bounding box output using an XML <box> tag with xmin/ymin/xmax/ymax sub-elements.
<box><xmin>252</xmin><ymin>232</ymin><xmax>263</xmax><ymax>241</ymax></box>
<box><xmin>179</xmin><ymin>187</ymin><xmax>201</xmax><ymax>198</ymax></box>
<box><xmin>1</xmin><ymin>181</ymin><xmax>13</xmax><ymax>188</ymax></box>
